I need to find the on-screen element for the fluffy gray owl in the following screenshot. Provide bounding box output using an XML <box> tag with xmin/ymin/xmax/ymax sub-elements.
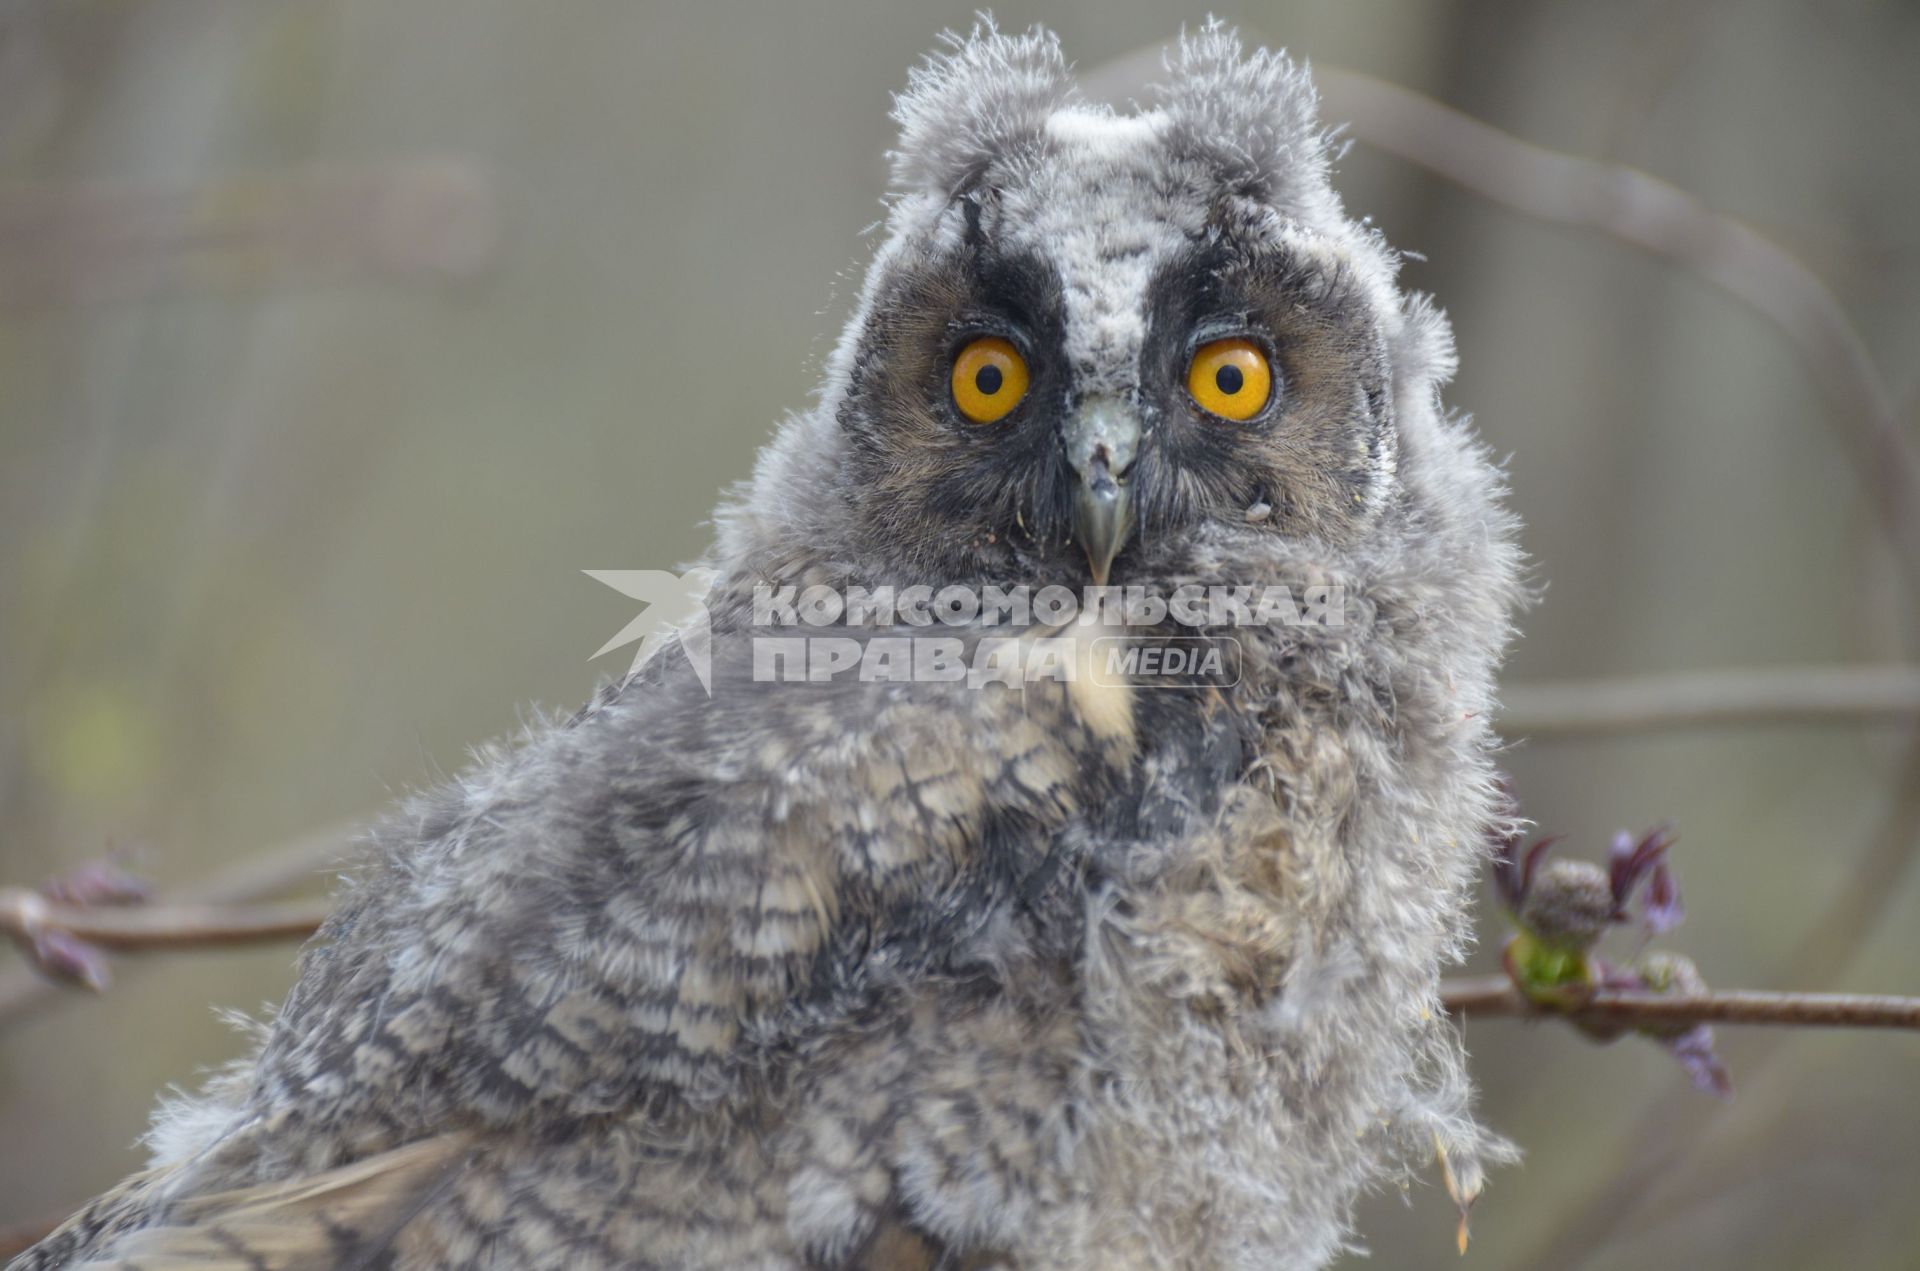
<box><xmin>18</xmin><ymin>23</ymin><xmax>1522</xmax><ymax>1271</ymax></box>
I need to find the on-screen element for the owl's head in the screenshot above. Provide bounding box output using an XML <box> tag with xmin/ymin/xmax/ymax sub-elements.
<box><xmin>721</xmin><ymin>21</ymin><xmax>1461</xmax><ymax>588</ymax></box>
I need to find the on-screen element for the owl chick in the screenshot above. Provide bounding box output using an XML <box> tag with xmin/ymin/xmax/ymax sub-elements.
<box><xmin>17</xmin><ymin>22</ymin><xmax>1522</xmax><ymax>1271</ymax></box>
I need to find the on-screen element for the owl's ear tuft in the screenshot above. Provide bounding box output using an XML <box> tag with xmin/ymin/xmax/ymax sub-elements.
<box><xmin>1153</xmin><ymin>20</ymin><xmax>1331</xmax><ymax>204</ymax></box>
<box><xmin>889</xmin><ymin>18</ymin><xmax>1074</xmax><ymax>197</ymax></box>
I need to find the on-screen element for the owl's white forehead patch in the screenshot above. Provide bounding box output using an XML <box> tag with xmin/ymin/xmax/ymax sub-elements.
<box><xmin>1016</xmin><ymin>110</ymin><xmax>1196</xmax><ymax>394</ymax></box>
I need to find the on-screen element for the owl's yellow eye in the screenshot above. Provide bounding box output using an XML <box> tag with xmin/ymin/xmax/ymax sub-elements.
<box><xmin>951</xmin><ymin>336</ymin><xmax>1030</xmax><ymax>424</ymax></box>
<box><xmin>1186</xmin><ymin>338</ymin><xmax>1272</xmax><ymax>421</ymax></box>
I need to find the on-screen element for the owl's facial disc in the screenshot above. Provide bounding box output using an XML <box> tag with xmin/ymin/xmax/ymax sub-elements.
<box><xmin>835</xmin><ymin>150</ymin><xmax>1405</xmax><ymax>586</ymax></box>
<box><xmin>1062</xmin><ymin>395</ymin><xmax>1138</xmax><ymax>585</ymax></box>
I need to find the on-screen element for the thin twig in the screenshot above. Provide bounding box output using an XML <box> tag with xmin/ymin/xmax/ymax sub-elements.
<box><xmin>13</xmin><ymin>887</ymin><xmax>1920</xmax><ymax>1035</ymax></box>
<box><xmin>0</xmin><ymin>891</ymin><xmax>332</xmax><ymax>952</ymax></box>
<box><xmin>1498</xmin><ymin>666</ymin><xmax>1920</xmax><ymax>736</ymax></box>
<box><xmin>1440</xmin><ymin>975</ymin><xmax>1920</xmax><ymax>1031</ymax></box>
<box><xmin>0</xmin><ymin>818</ymin><xmax>361</xmax><ymax>1030</ymax></box>
<box><xmin>1510</xmin><ymin>727</ymin><xmax>1920</xmax><ymax>1271</ymax></box>
<box><xmin>1615</xmin><ymin>742</ymin><xmax>1920</xmax><ymax>1243</ymax></box>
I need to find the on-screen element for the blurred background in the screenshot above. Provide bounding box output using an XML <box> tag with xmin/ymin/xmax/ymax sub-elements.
<box><xmin>2</xmin><ymin>2</ymin><xmax>1917</xmax><ymax>1267</ymax></box>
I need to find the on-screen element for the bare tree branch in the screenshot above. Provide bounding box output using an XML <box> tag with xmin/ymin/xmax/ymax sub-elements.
<box><xmin>1080</xmin><ymin>50</ymin><xmax>1920</xmax><ymax>597</ymax></box>
<box><xmin>1</xmin><ymin>891</ymin><xmax>331</xmax><ymax>955</ymax></box>
<box><xmin>13</xmin><ymin>885</ymin><xmax>1919</xmax><ymax>1035</ymax></box>
<box><xmin>1499</xmin><ymin>666</ymin><xmax>1920</xmax><ymax>736</ymax></box>
<box><xmin>1441</xmin><ymin>976</ymin><xmax>1920</xmax><ymax>1031</ymax></box>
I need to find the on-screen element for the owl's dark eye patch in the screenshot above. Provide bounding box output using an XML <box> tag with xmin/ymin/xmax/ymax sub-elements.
<box><xmin>1129</xmin><ymin>236</ymin><xmax>1398</xmax><ymax>545</ymax></box>
<box><xmin>836</xmin><ymin>237</ymin><xmax>1075</xmax><ymax>559</ymax></box>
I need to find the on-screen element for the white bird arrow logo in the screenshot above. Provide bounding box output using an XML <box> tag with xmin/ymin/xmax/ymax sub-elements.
<box><xmin>583</xmin><ymin>567</ymin><xmax>720</xmax><ymax>693</ymax></box>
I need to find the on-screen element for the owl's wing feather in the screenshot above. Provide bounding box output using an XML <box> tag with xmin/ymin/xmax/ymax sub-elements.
<box><xmin>38</xmin><ymin>1135</ymin><xmax>471</xmax><ymax>1271</ymax></box>
<box><xmin>17</xmin><ymin>617</ymin><xmax>1140</xmax><ymax>1266</ymax></box>
<box><xmin>251</xmin><ymin>622</ymin><xmax>1134</xmax><ymax>1117</ymax></box>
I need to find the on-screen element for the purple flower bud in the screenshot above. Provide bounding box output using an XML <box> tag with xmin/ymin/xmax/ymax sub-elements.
<box><xmin>42</xmin><ymin>859</ymin><xmax>153</xmax><ymax>908</ymax></box>
<box><xmin>30</xmin><ymin>927</ymin><xmax>112</xmax><ymax>992</ymax></box>
<box><xmin>1608</xmin><ymin>823</ymin><xmax>1683</xmax><ymax>932</ymax></box>
<box><xmin>1666</xmin><ymin>1024</ymin><xmax>1732</xmax><ymax>1099</ymax></box>
<box><xmin>1492</xmin><ymin>828</ymin><xmax>1561</xmax><ymax>913</ymax></box>
<box><xmin>1640</xmin><ymin>866</ymin><xmax>1683</xmax><ymax>934</ymax></box>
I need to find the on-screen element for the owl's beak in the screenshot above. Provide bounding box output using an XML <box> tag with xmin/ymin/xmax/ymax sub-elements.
<box><xmin>1063</xmin><ymin>397</ymin><xmax>1139</xmax><ymax>586</ymax></box>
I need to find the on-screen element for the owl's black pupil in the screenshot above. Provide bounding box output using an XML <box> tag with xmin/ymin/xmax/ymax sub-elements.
<box><xmin>1215</xmin><ymin>364</ymin><xmax>1245</xmax><ymax>395</ymax></box>
<box><xmin>974</xmin><ymin>365</ymin><xmax>1004</xmax><ymax>396</ymax></box>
